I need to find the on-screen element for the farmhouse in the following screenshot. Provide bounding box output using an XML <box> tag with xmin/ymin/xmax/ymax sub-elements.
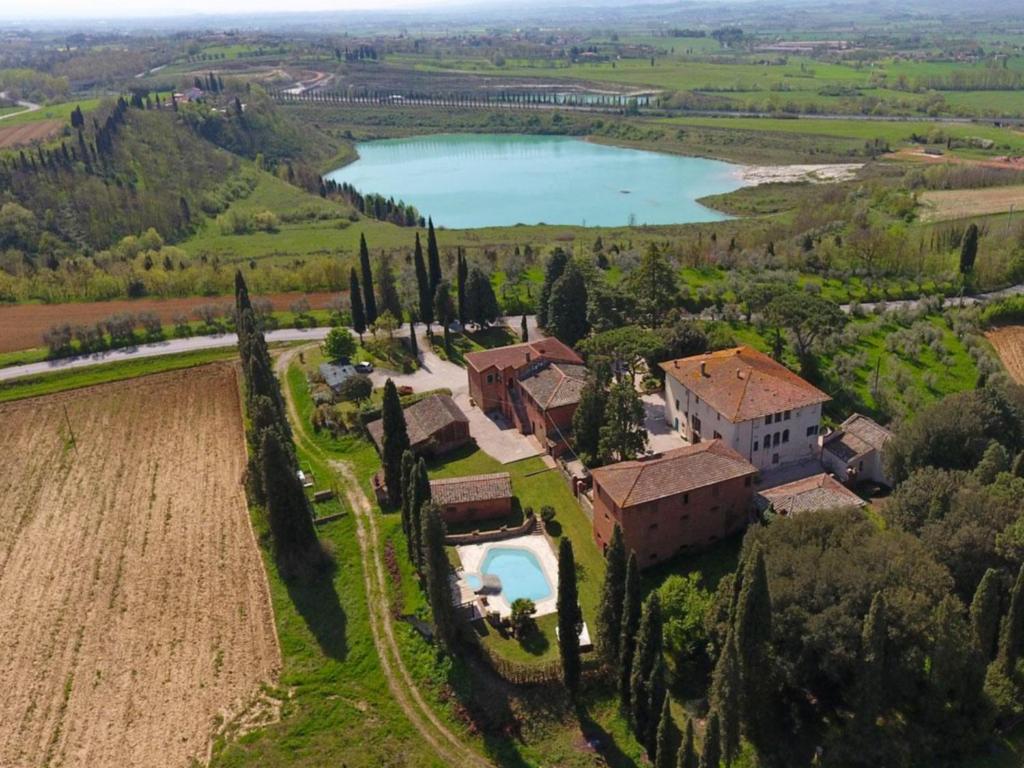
<box><xmin>756</xmin><ymin>473</ymin><xmax>866</xmax><ymax>516</ymax></box>
<box><xmin>660</xmin><ymin>346</ymin><xmax>830</xmax><ymax>472</ymax></box>
<box><xmin>429</xmin><ymin>472</ymin><xmax>514</xmax><ymax>524</ymax></box>
<box><xmin>590</xmin><ymin>440</ymin><xmax>758</xmax><ymax>569</ymax></box>
<box><xmin>465</xmin><ymin>338</ymin><xmax>586</xmax><ymax>456</ymax></box>
<box><xmin>821</xmin><ymin>413</ymin><xmax>893</xmax><ymax>487</ymax></box>
<box><xmin>367</xmin><ymin>393</ymin><xmax>470</xmax><ymax>457</ymax></box>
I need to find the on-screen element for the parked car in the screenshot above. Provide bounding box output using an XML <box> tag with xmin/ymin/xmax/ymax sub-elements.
<box><xmin>355</xmin><ymin>361</ymin><xmax>374</xmax><ymax>373</ymax></box>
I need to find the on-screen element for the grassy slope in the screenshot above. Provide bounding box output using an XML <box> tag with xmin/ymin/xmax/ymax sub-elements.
<box><xmin>0</xmin><ymin>98</ymin><xmax>102</xmax><ymax>126</ymax></box>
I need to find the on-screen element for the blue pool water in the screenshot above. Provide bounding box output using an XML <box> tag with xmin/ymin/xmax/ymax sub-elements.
<box><xmin>465</xmin><ymin>574</ymin><xmax>482</xmax><ymax>591</ymax></box>
<box><xmin>480</xmin><ymin>547</ymin><xmax>552</xmax><ymax>603</ymax></box>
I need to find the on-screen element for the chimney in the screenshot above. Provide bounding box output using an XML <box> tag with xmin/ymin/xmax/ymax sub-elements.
<box><xmin>700</xmin><ymin>361</ymin><xmax>707</xmax><ymax>376</ymax></box>
<box><xmin>737</xmin><ymin>369</ymin><xmax>744</xmax><ymax>379</ymax></box>
<box><xmin>673</xmin><ymin>360</ymin><xmax>679</xmax><ymax>368</ymax></box>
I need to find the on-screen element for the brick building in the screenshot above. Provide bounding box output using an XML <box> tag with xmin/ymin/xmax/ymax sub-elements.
<box><xmin>591</xmin><ymin>440</ymin><xmax>758</xmax><ymax>569</ymax></box>
<box><xmin>755</xmin><ymin>472</ymin><xmax>866</xmax><ymax>516</ymax></box>
<box><xmin>429</xmin><ymin>472</ymin><xmax>514</xmax><ymax>525</ymax></box>
<box><xmin>367</xmin><ymin>393</ymin><xmax>470</xmax><ymax>458</ymax></box>
<box><xmin>465</xmin><ymin>338</ymin><xmax>586</xmax><ymax>456</ymax></box>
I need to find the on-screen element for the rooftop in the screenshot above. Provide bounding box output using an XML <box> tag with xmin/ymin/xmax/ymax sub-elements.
<box><xmin>465</xmin><ymin>338</ymin><xmax>582</xmax><ymax>374</ymax></box>
<box><xmin>430</xmin><ymin>472</ymin><xmax>513</xmax><ymax>506</ymax></box>
<box><xmin>319</xmin><ymin>361</ymin><xmax>356</xmax><ymax>390</ymax></box>
<box><xmin>591</xmin><ymin>439</ymin><xmax>757</xmax><ymax>510</ymax></box>
<box><xmin>519</xmin><ymin>362</ymin><xmax>588</xmax><ymax>410</ymax></box>
<box><xmin>823</xmin><ymin>413</ymin><xmax>892</xmax><ymax>463</ymax></box>
<box><xmin>660</xmin><ymin>346</ymin><xmax>830</xmax><ymax>422</ymax></box>
<box><xmin>756</xmin><ymin>473</ymin><xmax>865</xmax><ymax>516</ymax></box>
<box><xmin>367</xmin><ymin>393</ymin><xmax>468</xmax><ymax>450</ymax></box>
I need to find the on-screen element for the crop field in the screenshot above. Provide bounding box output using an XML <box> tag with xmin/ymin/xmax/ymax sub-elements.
<box><xmin>987</xmin><ymin>325</ymin><xmax>1024</xmax><ymax>385</ymax></box>
<box><xmin>0</xmin><ymin>119</ymin><xmax>63</xmax><ymax>148</ymax></box>
<box><xmin>919</xmin><ymin>185</ymin><xmax>1024</xmax><ymax>222</ymax></box>
<box><xmin>0</xmin><ymin>365</ymin><xmax>280</xmax><ymax>768</ymax></box>
<box><xmin>0</xmin><ymin>291</ymin><xmax>338</xmax><ymax>353</ymax></box>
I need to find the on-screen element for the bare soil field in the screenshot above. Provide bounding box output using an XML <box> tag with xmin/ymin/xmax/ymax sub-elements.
<box><xmin>0</xmin><ymin>364</ymin><xmax>280</xmax><ymax>767</ymax></box>
<box><xmin>0</xmin><ymin>291</ymin><xmax>338</xmax><ymax>353</ymax></box>
<box><xmin>919</xmin><ymin>184</ymin><xmax>1024</xmax><ymax>222</ymax></box>
<box><xmin>986</xmin><ymin>325</ymin><xmax>1024</xmax><ymax>384</ymax></box>
<box><xmin>0</xmin><ymin>119</ymin><xmax>62</xmax><ymax>147</ymax></box>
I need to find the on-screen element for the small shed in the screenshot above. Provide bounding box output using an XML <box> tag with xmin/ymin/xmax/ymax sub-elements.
<box><xmin>320</xmin><ymin>361</ymin><xmax>357</xmax><ymax>395</ymax></box>
<box><xmin>756</xmin><ymin>473</ymin><xmax>866</xmax><ymax>517</ymax></box>
<box><xmin>821</xmin><ymin>413</ymin><xmax>893</xmax><ymax>487</ymax></box>
<box><xmin>430</xmin><ymin>472</ymin><xmax>514</xmax><ymax>524</ymax></box>
<box><xmin>367</xmin><ymin>394</ymin><xmax>470</xmax><ymax>457</ymax></box>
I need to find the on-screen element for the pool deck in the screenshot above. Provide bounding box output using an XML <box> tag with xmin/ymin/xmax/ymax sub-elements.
<box><xmin>455</xmin><ymin>533</ymin><xmax>559</xmax><ymax>619</ymax></box>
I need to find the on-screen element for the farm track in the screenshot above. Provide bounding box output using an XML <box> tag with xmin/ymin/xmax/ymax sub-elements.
<box><xmin>0</xmin><ymin>364</ymin><xmax>280</xmax><ymax>768</ymax></box>
<box><xmin>275</xmin><ymin>345</ymin><xmax>492</xmax><ymax>768</ymax></box>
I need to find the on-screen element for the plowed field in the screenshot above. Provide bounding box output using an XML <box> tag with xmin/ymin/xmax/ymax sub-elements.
<box><xmin>0</xmin><ymin>119</ymin><xmax>62</xmax><ymax>148</ymax></box>
<box><xmin>0</xmin><ymin>364</ymin><xmax>279</xmax><ymax>767</ymax></box>
<box><xmin>987</xmin><ymin>325</ymin><xmax>1024</xmax><ymax>384</ymax></box>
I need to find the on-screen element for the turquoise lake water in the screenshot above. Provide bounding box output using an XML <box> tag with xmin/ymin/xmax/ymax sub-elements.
<box><xmin>324</xmin><ymin>133</ymin><xmax>745</xmax><ymax>228</ymax></box>
<box><xmin>480</xmin><ymin>547</ymin><xmax>552</xmax><ymax>604</ymax></box>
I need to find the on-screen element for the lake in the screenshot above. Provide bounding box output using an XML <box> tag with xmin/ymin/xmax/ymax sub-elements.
<box><xmin>324</xmin><ymin>134</ymin><xmax>746</xmax><ymax>229</ymax></box>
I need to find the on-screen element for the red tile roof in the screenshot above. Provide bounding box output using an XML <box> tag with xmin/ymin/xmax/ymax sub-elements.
<box><xmin>822</xmin><ymin>413</ymin><xmax>892</xmax><ymax>463</ymax></box>
<box><xmin>519</xmin><ymin>362</ymin><xmax>588</xmax><ymax>410</ymax></box>
<box><xmin>430</xmin><ymin>472</ymin><xmax>513</xmax><ymax>506</ymax></box>
<box><xmin>367</xmin><ymin>394</ymin><xmax>468</xmax><ymax>450</ymax></box>
<box><xmin>756</xmin><ymin>473</ymin><xmax>865</xmax><ymax>516</ymax></box>
<box><xmin>591</xmin><ymin>440</ymin><xmax>757</xmax><ymax>510</ymax></box>
<box><xmin>465</xmin><ymin>337</ymin><xmax>582</xmax><ymax>374</ymax></box>
<box><xmin>660</xmin><ymin>346</ymin><xmax>829</xmax><ymax>422</ymax></box>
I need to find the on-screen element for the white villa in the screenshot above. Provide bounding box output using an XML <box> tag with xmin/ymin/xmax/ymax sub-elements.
<box><xmin>659</xmin><ymin>346</ymin><xmax>831</xmax><ymax>472</ymax></box>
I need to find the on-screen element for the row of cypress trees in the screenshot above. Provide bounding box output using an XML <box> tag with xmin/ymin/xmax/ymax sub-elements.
<box><xmin>235</xmin><ymin>270</ymin><xmax>323</xmax><ymax>579</ymax></box>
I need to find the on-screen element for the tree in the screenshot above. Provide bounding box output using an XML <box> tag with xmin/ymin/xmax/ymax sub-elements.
<box><xmin>350</xmin><ymin>268</ymin><xmax>366</xmax><ymax>339</ymax></box>
<box><xmin>572</xmin><ymin>374</ymin><xmax>608</xmax><ymax>465</ymax></box>
<box><xmin>381</xmin><ymin>379</ymin><xmax>410</xmax><ymax>506</ymax></box>
<box><xmin>654</xmin><ymin>694</ymin><xmax>679</xmax><ymax>768</ymax></box>
<box><xmin>521</xmin><ymin>313</ymin><xmax>528</xmax><ymax>342</ymax></box>
<box><xmin>546</xmin><ymin>262</ymin><xmax>590</xmax><ymax>347</ymax></box>
<box><xmin>709</xmin><ymin>627</ymin><xmax>741</xmax><ymax>766</ymax></box>
<box><xmin>337</xmin><ymin>374</ymin><xmax>372</xmax><ymax>403</ymax></box>
<box><xmin>557</xmin><ymin>537</ymin><xmax>583</xmax><ymax>695</ymax></box>
<box><xmin>374</xmin><ymin>310</ymin><xmax>399</xmax><ymax>340</ymax></box>
<box><xmin>997</xmin><ymin>563</ymin><xmax>1024</xmax><ymax>677</ymax></box>
<box><xmin>510</xmin><ymin>598</ymin><xmax>537</xmax><ymax>638</ymax></box>
<box><xmin>619</xmin><ymin>552</ymin><xmax>641</xmax><ymax>707</ymax></box>
<box><xmin>359</xmin><ymin>233</ymin><xmax>377</xmax><ymax>324</ymax></box>
<box><xmin>422</xmin><ymin>503</ymin><xmax>455</xmax><ymax>650</ymax></box>
<box><xmin>856</xmin><ymin>591</ymin><xmax>887</xmax><ymax>732</ymax></box>
<box><xmin>971</xmin><ymin>568</ymin><xmax>1003</xmax><ymax>661</ymax></box>
<box><xmin>408</xmin><ymin>316</ymin><xmax>419</xmax><ymax>361</ymax></box>
<box><xmin>677</xmin><ymin>718</ymin><xmax>698</xmax><ymax>768</ymax></box>
<box><xmin>414</xmin><ymin>232</ymin><xmax>433</xmax><ymax>327</ymax></box>
<box><xmin>456</xmin><ymin>248</ymin><xmax>468</xmax><ymax>325</ymax></box>
<box><xmin>975</xmin><ymin>440</ymin><xmax>1010</xmax><ymax>484</ymax></box>
<box><xmin>408</xmin><ymin>458</ymin><xmax>431</xmax><ymax>568</ymax></box>
<box><xmin>660</xmin><ymin>573</ymin><xmax>712</xmax><ymax>660</ymax></box>
<box><xmin>434</xmin><ymin>280</ymin><xmax>455</xmax><ymax>330</ymax></box>
<box><xmin>260</xmin><ymin>428</ymin><xmax>319</xmax><ymax>576</ymax></box>
<box><xmin>427</xmin><ymin>217</ymin><xmax>442</xmax><ymax>296</ymax></box>
<box><xmin>733</xmin><ymin>544</ymin><xmax>773</xmax><ymax>749</ymax></box>
<box><xmin>597</xmin><ymin>524</ymin><xmax>627</xmax><ymax>667</ymax></box>
<box><xmin>960</xmin><ymin>223</ymin><xmax>979</xmax><ymax>275</ymax></box>
<box><xmin>400</xmin><ymin>449</ymin><xmax>416</xmax><ymax>539</ymax></box>
<box><xmin>764</xmin><ymin>290</ymin><xmax>845</xmax><ymax>373</ymax></box>
<box><xmin>323</xmin><ymin>327</ymin><xmax>356</xmax><ymax>361</ymax></box>
<box><xmin>699</xmin><ymin>711</ymin><xmax>721</xmax><ymax>768</ymax></box>
<box><xmin>376</xmin><ymin>253</ymin><xmax>402</xmax><ymax>321</ymax></box>
<box><xmin>538</xmin><ymin>247</ymin><xmax>569</xmax><ymax>327</ymax></box>
<box><xmin>464</xmin><ymin>266</ymin><xmax>499</xmax><ymax>326</ymax></box>
<box><xmin>625</xmin><ymin>243</ymin><xmax>679</xmax><ymax>326</ymax></box>
<box><xmin>630</xmin><ymin>593</ymin><xmax>663</xmax><ymax>748</ymax></box>
<box><xmin>599</xmin><ymin>379</ymin><xmax>648</xmax><ymax>463</ymax></box>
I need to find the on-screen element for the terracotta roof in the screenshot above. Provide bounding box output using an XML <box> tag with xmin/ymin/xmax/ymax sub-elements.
<box><xmin>430</xmin><ymin>472</ymin><xmax>513</xmax><ymax>506</ymax></box>
<box><xmin>591</xmin><ymin>440</ymin><xmax>757</xmax><ymax>510</ymax></box>
<box><xmin>822</xmin><ymin>414</ymin><xmax>892</xmax><ymax>463</ymax></box>
<box><xmin>465</xmin><ymin>338</ymin><xmax>582</xmax><ymax>373</ymax></box>
<box><xmin>756</xmin><ymin>473</ymin><xmax>865</xmax><ymax>516</ymax></box>
<box><xmin>519</xmin><ymin>362</ymin><xmax>588</xmax><ymax>410</ymax></box>
<box><xmin>367</xmin><ymin>394</ymin><xmax>468</xmax><ymax>450</ymax></box>
<box><xmin>660</xmin><ymin>346</ymin><xmax>830</xmax><ymax>423</ymax></box>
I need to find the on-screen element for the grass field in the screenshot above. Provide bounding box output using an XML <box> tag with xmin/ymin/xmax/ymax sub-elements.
<box><xmin>0</xmin><ymin>364</ymin><xmax>279</xmax><ymax>767</ymax></box>
<box><xmin>919</xmin><ymin>185</ymin><xmax>1024</xmax><ymax>222</ymax></box>
<box><xmin>0</xmin><ymin>98</ymin><xmax>102</xmax><ymax>127</ymax></box>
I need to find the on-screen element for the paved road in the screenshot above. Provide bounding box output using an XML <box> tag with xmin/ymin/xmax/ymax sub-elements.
<box><xmin>0</xmin><ymin>316</ymin><xmax>538</xmax><ymax>383</ymax></box>
<box><xmin>0</xmin><ymin>93</ymin><xmax>41</xmax><ymax>122</ymax></box>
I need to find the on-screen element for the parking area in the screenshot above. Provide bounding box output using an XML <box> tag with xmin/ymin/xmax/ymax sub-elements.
<box><xmin>642</xmin><ymin>392</ymin><xmax>686</xmax><ymax>455</ymax></box>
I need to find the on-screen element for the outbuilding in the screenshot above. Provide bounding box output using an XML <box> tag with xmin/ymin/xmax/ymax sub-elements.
<box><xmin>429</xmin><ymin>472</ymin><xmax>514</xmax><ymax>524</ymax></box>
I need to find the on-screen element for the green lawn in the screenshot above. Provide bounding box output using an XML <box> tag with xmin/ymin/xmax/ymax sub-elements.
<box><xmin>0</xmin><ymin>98</ymin><xmax>102</xmax><ymax>126</ymax></box>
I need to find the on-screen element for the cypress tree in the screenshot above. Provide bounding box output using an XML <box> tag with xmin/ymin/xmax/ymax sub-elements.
<box><xmin>381</xmin><ymin>379</ymin><xmax>410</xmax><ymax>506</ymax></box>
<box><xmin>677</xmin><ymin>718</ymin><xmax>698</xmax><ymax>768</ymax></box>
<box><xmin>619</xmin><ymin>552</ymin><xmax>641</xmax><ymax>708</ymax></box>
<box><xmin>699</xmin><ymin>711</ymin><xmax>721</xmax><ymax>768</ymax></box>
<box><xmin>414</xmin><ymin>232</ymin><xmax>432</xmax><ymax>327</ymax></box>
<box><xmin>733</xmin><ymin>544</ymin><xmax>773</xmax><ymax>749</ymax></box>
<box><xmin>260</xmin><ymin>428</ymin><xmax>319</xmax><ymax>575</ymax></box>
<box><xmin>350</xmin><ymin>268</ymin><xmax>366</xmax><ymax>339</ymax></box>
<box><xmin>376</xmin><ymin>253</ymin><xmax>403</xmax><ymax>321</ymax></box>
<box><xmin>400</xmin><ymin>450</ymin><xmax>416</xmax><ymax>538</ymax></box>
<box><xmin>521</xmin><ymin>313</ymin><xmax>528</xmax><ymax>342</ymax></box>
<box><xmin>546</xmin><ymin>262</ymin><xmax>590</xmax><ymax>346</ymax></box>
<box><xmin>557</xmin><ymin>537</ymin><xmax>583</xmax><ymax>696</ymax></box>
<box><xmin>997</xmin><ymin>562</ymin><xmax>1024</xmax><ymax>676</ymax></box>
<box><xmin>857</xmin><ymin>591</ymin><xmax>888</xmax><ymax>732</ymax></box>
<box><xmin>426</xmin><ymin>216</ymin><xmax>442</xmax><ymax>296</ymax></box>
<box><xmin>538</xmin><ymin>247</ymin><xmax>569</xmax><ymax>328</ymax></box>
<box><xmin>596</xmin><ymin>524</ymin><xmax>627</xmax><ymax>668</ymax></box>
<box><xmin>409</xmin><ymin>316</ymin><xmax>419</xmax><ymax>361</ymax></box>
<box><xmin>1012</xmin><ymin>451</ymin><xmax>1024</xmax><ymax>478</ymax></box>
<box><xmin>630</xmin><ymin>593</ymin><xmax>663</xmax><ymax>744</ymax></box>
<box><xmin>710</xmin><ymin>628</ymin><xmax>741</xmax><ymax>766</ymax></box>
<box><xmin>359</xmin><ymin>234</ymin><xmax>377</xmax><ymax>323</ymax></box>
<box><xmin>456</xmin><ymin>248</ymin><xmax>468</xmax><ymax>325</ymax></box>
<box><xmin>409</xmin><ymin>458</ymin><xmax>431</xmax><ymax>568</ymax></box>
<box><xmin>960</xmin><ymin>223</ymin><xmax>979</xmax><ymax>275</ymax></box>
<box><xmin>971</xmin><ymin>568</ymin><xmax>1003</xmax><ymax>661</ymax></box>
<box><xmin>422</xmin><ymin>503</ymin><xmax>455</xmax><ymax>650</ymax></box>
<box><xmin>573</xmin><ymin>374</ymin><xmax>608</xmax><ymax>465</ymax></box>
<box><xmin>654</xmin><ymin>694</ymin><xmax>679</xmax><ymax>768</ymax></box>
<box><xmin>646</xmin><ymin>656</ymin><xmax>668</xmax><ymax>757</ymax></box>
<box><xmin>930</xmin><ymin>594</ymin><xmax>989</xmax><ymax>729</ymax></box>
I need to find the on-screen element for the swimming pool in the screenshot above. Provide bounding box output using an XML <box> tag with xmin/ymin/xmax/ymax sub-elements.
<box><xmin>480</xmin><ymin>547</ymin><xmax>552</xmax><ymax>604</ymax></box>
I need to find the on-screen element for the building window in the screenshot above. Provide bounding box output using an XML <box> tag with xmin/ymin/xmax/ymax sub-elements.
<box><xmin>693</xmin><ymin>416</ymin><xmax>702</xmax><ymax>433</ymax></box>
<box><xmin>674</xmin><ymin>417</ymin><xmax>679</xmax><ymax>430</ymax></box>
<box><xmin>679</xmin><ymin>514</ymin><xmax>690</xmax><ymax>521</ymax></box>
<box><xmin>773</xmin><ymin>432</ymin><xmax>780</xmax><ymax>446</ymax></box>
<box><xmin>683</xmin><ymin>493</ymin><xmax>689</xmax><ymax>504</ymax></box>
<box><xmin>774</xmin><ymin>413</ymin><xmax>782</xmax><ymax>424</ymax></box>
<box><xmin>753</xmin><ymin>440</ymin><xmax>759</xmax><ymax>451</ymax></box>
<box><xmin>486</xmin><ymin>374</ymin><xmax>493</xmax><ymax>383</ymax></box>
<box><xmin>784</xmin><ymin>410</ymin><xmax>791</xmax><ymax>421</ymax></box>
<box><xmin>649</xmin><ymin>523</ymin><xmax>659</xmax><ymax>531</ymax></box>
<box><xmin>675</xmin><ymin>399</ymin><xmax>680</xmax><ymax>410</ymax></box>
<box><xmin>782</xmin><ymin>429</ymin><xmax>790</xmax><ymax>443</ymax></box>
<box><xmin>650</xmin><ymin>553</ymin><xmax>658</xmax><ymax>560</ymax></box>
<box><xmin>772</xmin><ymin>453</ymin><xmax>780</xmax><ymax>464</ymax></box>
<box><xmin>764</xmin><ymin>415</ymin><xmax>771</xmax><ymax>426</ymax></box>
<box><xmin>806</xmin><ymin>425</ymin><xmax>819</xmax><ymax>437</ymax></box>
<box><xmin>713</xmin><ymin>431</ymin><xmax>722</xmax><ymax>440</ymax></box>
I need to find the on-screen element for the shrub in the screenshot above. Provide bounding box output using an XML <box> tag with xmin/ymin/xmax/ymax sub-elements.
<box><xmin>539</xmin><ymin>505</ymin><xmax>556</xmax><ymax>524</ymax></box>
<box><xmin>510</xmin><ymin>598</ymin><xmax>537</xmax><ymax>638</ymax></box>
